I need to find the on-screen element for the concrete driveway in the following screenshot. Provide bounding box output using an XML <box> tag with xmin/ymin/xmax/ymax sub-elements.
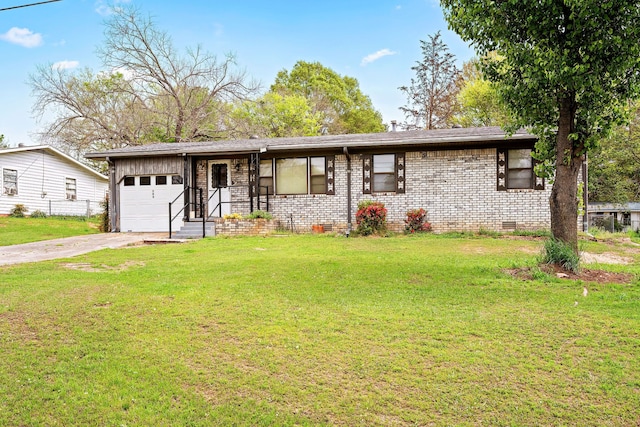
<box><xmin>0</xmin><ymin>233</ymin><xmax>175</xmax><ymax>267</ymax></box>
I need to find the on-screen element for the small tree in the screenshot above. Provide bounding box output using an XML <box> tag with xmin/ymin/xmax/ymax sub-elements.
<box><xmin>399</xmin><ymin>32</ymin><xmax>460</xmax><ymax>130</ymax></box>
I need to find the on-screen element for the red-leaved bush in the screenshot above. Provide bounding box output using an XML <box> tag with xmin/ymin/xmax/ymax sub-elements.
<box><xmin>356</xmin><ymin>200</ymin><xmax>387</xmax><ymax>236</ymax></box>
<box><xmin>404</xmin><ymin>208</ymin><xmax>432</xmax><ymax>233</ymax></box>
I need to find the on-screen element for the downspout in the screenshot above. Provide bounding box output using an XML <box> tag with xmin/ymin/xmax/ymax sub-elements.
<box><xmin>343</xmin><ymin>147</ymin><xmax>352</xmax><ymax>237</ymax></box>
<box><xmin>182</xmin><ymin>154</ymin><xmax>189</xmax><ymax>221</ymax></box>
<box><xmin>106</xmin><ymin>157</ymin><xmax>117</xmax><ymax>232</ymax></box>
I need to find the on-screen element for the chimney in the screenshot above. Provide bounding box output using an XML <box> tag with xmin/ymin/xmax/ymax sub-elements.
<box><xmin>390</xmin><ymin>120</ymin><xmax>397</xmax><ymax>132</ymax></box>
<box><xmin>18</xmin><ymin>143</ymin><xmax>25</xmax><ymax>147</ymax></box>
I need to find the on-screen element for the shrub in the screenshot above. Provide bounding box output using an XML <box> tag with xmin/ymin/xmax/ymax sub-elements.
<box><xmin>99</xmin><ymin>197</ymin><xmax>110</xmax><ymax>232</ymax></box>
<box><xmin>30</xmin><ymin>210</ymin><xmax>47</xmax><ymax>218</ymax></box>
<box><xmin>356</xmin><ymin>200</ymin><xmax>387</xmax><ymax>236</ymax></box>
<box><xmin>9</xmin><ymin>204</ymin><xmax>28</xmax><ymax>218</ymax></box>
<box><xmin>223</xmin><ymin>213</ymin><xmax>243</xmax><ymax>220</ymax></box>
<box><xmin>245</xmin><ymin>210</ymin><xmax>273</xmax><ymax>220</ymax></box>
<box><xmin>404</xmin><ymin>208</ymin><xmax>432</xmax><ymax>234</ymax></box>
<box><xmin>540</xmin><ymin>238</ymin><xmax>580</xmax><ymax>273</ymax></box>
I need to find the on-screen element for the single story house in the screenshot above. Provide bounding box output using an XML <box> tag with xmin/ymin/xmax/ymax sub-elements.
<box><xmin>85</xmin><ymin>126</ymin><xmax>585</xmax><ymax>235</ymax></box>
<box><xmin>588</xmin><ymin>202</ymin><xmax>640</xmax><ymax>232</ymax></box>
<box><xmin>1</xmin><ymin>145</ymin><xmax>108</xmax><ymax>217</ymax></box>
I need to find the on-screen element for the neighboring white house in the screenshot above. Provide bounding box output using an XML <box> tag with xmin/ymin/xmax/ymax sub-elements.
<box><xmin>588</xmin><ymin>202</ymin><xmax>640</xmax><ymax>232</ymax></box>
<box><xmin>1</xmin><ymin>145</ymin><xmax>108</xmax><ymax>216</ymax></box>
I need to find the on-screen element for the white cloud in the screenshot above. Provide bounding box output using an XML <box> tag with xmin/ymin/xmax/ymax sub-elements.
<box><xmin>95</xmin><ymin>0</ymin><xmax>131</xmax><ymax>16</ymax></box>
<box><xmin>52</xmin><ymin>60</ymin><xmax>80</xmax><ymax>70</ymax></box>
<box><xmin>213</xmin><ymin>22</ymin><xmax>224</xmax><ymax>37</ymax></box>
<box><xmin>0</xmin><ymin>27</ymin><xmax>43</xmax><ymax>48</ymax></box>
<box><xmin>395</xmin><ymin>4</ymin><xmax>402</xmax><ymax>10</ymax></box>
<box><xmin>361</xmin><ymin>48</ymin><xmax>397</xmax><ymax>66</ymax></box>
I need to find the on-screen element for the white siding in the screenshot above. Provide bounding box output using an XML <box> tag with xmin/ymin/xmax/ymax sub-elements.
<box><xmin>0</xmin><ymin>149</ymin><xmax>108</xmax><ymax>216</ymax></box>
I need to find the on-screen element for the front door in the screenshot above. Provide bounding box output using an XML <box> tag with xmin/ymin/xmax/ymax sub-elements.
<box><xmin>208</xmin><ymin>161</ymin><xmax>231</xmax><ymax>217</ymax></box>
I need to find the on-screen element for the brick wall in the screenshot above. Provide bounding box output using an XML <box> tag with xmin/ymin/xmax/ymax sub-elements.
<box><xmin>201</xmin><ymin>148</ymin><xmax>583</xmax><ymax>234</ymax></box>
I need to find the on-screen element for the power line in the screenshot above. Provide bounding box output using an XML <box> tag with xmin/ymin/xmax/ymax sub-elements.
<box><xmin>0</xmin><ymin>0</ymin><xmax>62</xmax><ymax>12</ymax></box>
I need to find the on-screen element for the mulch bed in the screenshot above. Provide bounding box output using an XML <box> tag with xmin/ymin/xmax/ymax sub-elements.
<box><xmin>506</xmin><ymin>264</ymin><xmax>636</xmax><ymax>284</ymax></box>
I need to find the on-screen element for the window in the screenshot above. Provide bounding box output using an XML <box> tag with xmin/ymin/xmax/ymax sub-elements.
<box><xmin>310</xmin><ymin>157</ymin><xmax>326</xmax><ymax>194</ymax></box>
<box><xmin>373</xmin><ymin>154</ymin><xmax>396</xmax><ymax>192</ymax></box>
<box><xmin>156</xmin><ymin>176</ymin><xmax>167</xmax><ymax>185</ymax></box>
<box><xmin>140</xmin><ymin>176</ymin><xmax>151</xmax><ymax>186</ymax></box>
<box><xmin>65</xmin><ymin>178</ymin><xmax>77</xmax><ymax>200</ymax></box>
<box><xmin>497</xmin><ymin>148</ymin><xmax>544</xmax><ymax>191</ymax></box>
<box><xmin>259</xmin><ymin>159</ymin><xmax>273</xmax><ymax>195</ymax></box>
<box><xmin>363</xmin><ymin>153</ymin><xmax>405</xmax><ymax>194</ymax></box>
<box><xmin>507</xmin><ymin>149</ymin><xmax>533</xmax><ymax>189</ymax></box>
<box><xmin>259</xmin><ymin>156</ymin><xmax>334</xmax><ymax>195</ymax></box>
<box><xmin>276</xmin><ymin>158</ymin><xmax>307</xmax><ymax>194</ymax></box>
<box><xmin>123</xmin><ymin>176</ymin><xmax>135</xmax><ymax>186</ymax></box>
<box><xmin>172</xmin><ymin>175</ymin><xmax>183</xmax><ymax>185</ymax></box>
<box><xmin>3</xmin><ymin>169</ymin><xmax>17</xmax><ymax>195</ymax></box>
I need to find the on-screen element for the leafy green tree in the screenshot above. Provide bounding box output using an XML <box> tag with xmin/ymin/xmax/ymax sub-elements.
<box><xmin>229</xmin><ymin>92</ymin><xmax>322</xmax><ymax>138</ymax></box>
<box><xmin>0</xmin><ymin>134</ymin><xmax>9</xmax><ymax>149</ymax></box>
<box><xmin>441</xmin><ymin>0</ymin><xmax>640</xmax><ymax>253</ymax></box>
<box><xmin>454</xmin><ymin>58</ymin><xmax>510</xmax><ymax>127</ymax></box>
<box><xmin>399</xmin><ymin>31</ymin><xmax>460</xmax><ymax>130</ymax></box>
<box><xmin>589</xmin><ymin>103</ymin><xmax>640</xmax><ymax>203</ymax></box>
<box><xmin>271</xmin><ymin>61</ymin><xmax>385</xmax><ymax>134</ymax></box>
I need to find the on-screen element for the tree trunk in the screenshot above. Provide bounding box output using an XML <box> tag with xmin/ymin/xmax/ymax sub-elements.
<box><xmin>549</xmin><ymin>96</ymin><xmax>582</xmax><ymax>253</ymax></box>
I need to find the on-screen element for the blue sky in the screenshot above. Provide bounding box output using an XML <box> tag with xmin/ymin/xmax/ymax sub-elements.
<box><xmin>0</xmin><ymin>0</ymin><xmax>475</xmax><ymax>146</ymax></box>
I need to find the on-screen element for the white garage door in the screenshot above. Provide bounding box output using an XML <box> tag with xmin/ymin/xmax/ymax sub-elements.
<box><xmin>120</xmin><ymin>175</ymin><xmax>184</xmax><ymax>232</ymax></box>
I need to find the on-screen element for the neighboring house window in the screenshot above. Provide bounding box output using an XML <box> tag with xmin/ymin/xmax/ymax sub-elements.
<box><xmin>3</xmin><ymin>169</ymin><xmax>17</xmax><ymax>195</ymax></box>
<box><xmin>259</xmin><ymin>159</ymin><xmax>273</xmax><ymax>195</ymax></box>
<box><xmin>65</xmin><ymin>178</ymin><xmax>77</xmax><ymax>200</ymax></box>
<box><xmin>262</xmin><ymin>156</ymin><xmax>334</xmax><ymax>195</ymax></box>
<box><xmin>362</xmin><ymin>153</ymin><xmax>405</xmax><ymax>194</ymax></box>
<box><xmin>497</xmin><ymin>148</ymin><xmax>544</xmax><ymax>191</ymax></box>
<box><xmin>123</xmin><ymin>176</ymin><xmax>135</xmax><ymax>186</ymax></box>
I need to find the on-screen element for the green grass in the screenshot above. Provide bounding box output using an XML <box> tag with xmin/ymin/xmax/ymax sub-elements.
<box><xmin>0</xmin><ymin>216</ymin><xmax>101</xmax><ymax>246</ymax></box>
<box><xmin>1</xmin><ymin>234</ymin><xmax>639</xmax><ymax>425</ymax></box>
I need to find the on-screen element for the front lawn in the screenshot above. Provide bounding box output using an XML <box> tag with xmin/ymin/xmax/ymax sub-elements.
<box><xmin>0</xmin><ymin>216</ymin><xmax>101</xmax><ymax>246</ymax></box>
<box><xmin>0</xmin><ymin>235</ymin><xmax>638</xmax><ymax>425</ymax></box>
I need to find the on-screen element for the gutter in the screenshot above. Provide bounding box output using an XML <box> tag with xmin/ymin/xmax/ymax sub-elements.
<box><xmin>106</xmin><ymin>157</ymin><xmax>118</xmax><ymax>232</ymax></box>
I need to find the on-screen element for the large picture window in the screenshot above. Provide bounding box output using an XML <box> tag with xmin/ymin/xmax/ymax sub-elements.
<box><xmin>260</xmin><ymin>156</ymin><xmax>333</xmax><ymax>195</ymax></box>
<box><xmin>276</xmin><ymin>158</ymin><xmax>308</xmax><ymax>194</ymax></box>
<box><xmin>3</xmin><ymin>169</ymin><xmax>17</xmax><ymax>195</ymax></box>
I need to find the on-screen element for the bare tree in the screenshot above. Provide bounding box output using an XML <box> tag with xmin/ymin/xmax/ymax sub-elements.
<box><xmin>399</xmin><ymin>32</ymin><xmax>460</xmax><ymax>130</ymax></box>
<box><xmin>30</xmin><ymin>5</ymin><xmax>259</xmax><ymax>152</ymax></box>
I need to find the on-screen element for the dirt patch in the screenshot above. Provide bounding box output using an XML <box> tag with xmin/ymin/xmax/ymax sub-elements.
<box><xmin>60</xmin><ymin>260</ymin><xmax>145</xmax><ymax>272</ymax></box>
<box><xmin>581</xmin><ymin>252</ymin><xmax>634</xmax><ymax>265</ymax></box>
<box><xmin>506</xmin><ymin>264</ymin><xmax>635</xmax><ymax>284</ymax></box>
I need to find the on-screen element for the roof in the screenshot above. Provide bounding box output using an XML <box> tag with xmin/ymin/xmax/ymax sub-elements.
<box><xmin>84</xmin><ymin>126</ymin><xmax>537</xmax><ymax>160</ymax></box>
<box><xmin>588</xmin><ymin>202</ymin><xmax>640</xmax><ymax>212</ymax></box>
<box><xmin>0</xmin><ymin>145</ymin><xmax>108</xmax><ymax>180</ymax></box>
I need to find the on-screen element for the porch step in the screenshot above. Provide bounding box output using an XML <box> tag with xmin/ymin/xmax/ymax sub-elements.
<box><xmin>173</xmin><ymin>220</ymin><xmax>215</xmax><ymax>239</ymax></box>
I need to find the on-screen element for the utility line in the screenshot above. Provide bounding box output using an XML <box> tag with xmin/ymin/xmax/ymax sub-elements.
<box><xmin>0</xmin><ymin>0</ymin><xmax>62</xmax><ymax>12</ymax></box>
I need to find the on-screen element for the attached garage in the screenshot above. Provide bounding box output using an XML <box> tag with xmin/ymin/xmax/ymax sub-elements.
<box><xmin>119</xmin><ymin>174</ymin><xmax>184</xmax><ymax>232</ymax></box>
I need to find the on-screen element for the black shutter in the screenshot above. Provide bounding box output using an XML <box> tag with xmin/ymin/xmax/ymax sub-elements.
<box><xmin>497</xmin><ymin>148</ymin><xmax>507</xmax><ymax>191</ymax></box>
<box><xmin>326</xmin><ymin>155</ymin><xmax>335</xmax><ymax>195</ymax></box>
<box><xmin>362</xmin><ymin>154</ymin><xmax>372</xmax><ymax>194</ymax></box>
<box><xmin>396</xmin><ymin>152</ymin><xmax>405</xmax><ymax>194</ymax></box>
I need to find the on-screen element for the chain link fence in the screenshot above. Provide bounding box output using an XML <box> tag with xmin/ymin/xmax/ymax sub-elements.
<box><xmin>48</xmin><ymin>199</ymin><xmax>102</xmax><ymax>217</ymax></box>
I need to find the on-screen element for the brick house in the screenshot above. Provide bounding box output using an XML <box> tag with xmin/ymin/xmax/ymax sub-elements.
<box><xmin>86</xmin><ymin>126</ymin><xmax>574</xmax><ymax>236</ymax></box>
